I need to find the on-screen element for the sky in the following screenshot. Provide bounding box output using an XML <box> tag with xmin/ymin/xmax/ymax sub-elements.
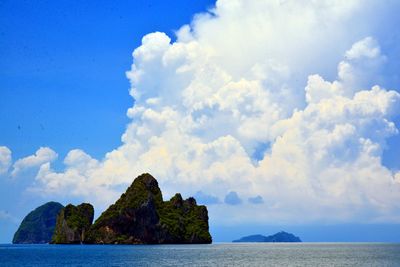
<box><xmin>1</xmin><ymin>0</ymin><xmax>400</xmax><ymax>243</ymax></box>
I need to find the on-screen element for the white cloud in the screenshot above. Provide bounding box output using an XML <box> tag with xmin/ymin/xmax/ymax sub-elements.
<box><xmin>305</xmin><ymin>37</ymin><xmax>387</xmax><ymax>104</ymax></box>
<box><xmin>345</xmin><ymin>37</ymin><xmax>382</xmax><ymax>60</ymax></box>
<box><xmin>0</xmin><ymin>146</ymin><xmax>12</xmax><ymax>175</ymax></box>
<box><xmin>20</xmin><ymin>0</ymin><xmax>400</xmax><ymax>224</ymax></box>
<box><xmin>338</xmin><ymin>37</ymin><xmax>387</xmax><ymax>92</ymax></box>
<box><xmin>12</xmin><ymin>147</ymin><xmax>57</xmax><ymax>177</ymax></box>
<box><xmin>33</xmin><ymin>149</ymin><xmax>118</xmax><ymax>206</ymax></box>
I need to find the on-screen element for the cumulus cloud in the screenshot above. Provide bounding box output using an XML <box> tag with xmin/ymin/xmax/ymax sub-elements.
<box><xmin>0</xmin><ymin>146</ymin><xmax>12</xmax><ymax>175</ymax></box>
<box><xmin>16</xmin><ymin>0</ymin><xmax>400</xmax><ymax>224</ymax></box>
<box><xmin>224</xmin><ymin>191</ymin><xmax>242</xmax><ymax>206</ymax></box>
<box><xmin>12</xmin><ymin>147</ymin><xmax>57</xmax><ymax>177</ymax></box>
<box><xmin>33</xmin><ymin>149</ymin><xmax>119</xmax><ymax>206</ymax></box>
<box><xmin>248</xmin><ymin>195</ymin><xmax>264</xmax><ymax>205</ymax></box>
<box><xmin>305</xmin><ymin>37</ymin><xmax>387</xmax><ymax>104</ymax></box>
<box><xmin>193</xmin><ymin>191</ymin><xmax>220</xmax><ymax>205</ymax></box>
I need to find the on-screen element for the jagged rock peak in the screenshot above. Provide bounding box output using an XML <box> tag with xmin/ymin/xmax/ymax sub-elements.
<box><xmin>51</xmin><ymin>203</ymin><xmax>94</xmax><ymax>244</ymax></box>
<box><xmin>87</xmin><ymin>173</ymin><xmax>212</xmax><ymax>244</ymax></box>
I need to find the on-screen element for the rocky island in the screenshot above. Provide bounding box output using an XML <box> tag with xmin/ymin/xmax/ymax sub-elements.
<box><xmin>50</xmin><ymin>173</ymin><xmax>212</xmax><ymax>244</ymax></box>
<box><xmin>233</xmin><ymin>231</ymin><xmax>301</xmax><ymax>242</ymax></box>
<box><xmin>51</xmin><ymin>203</ymin><xmax>94</xmax><ymax>244</ymax></box>
<box><xmin>13</xmin><ymin>201</ymin><xmax>64</xmax><ymax>244</ymax></box>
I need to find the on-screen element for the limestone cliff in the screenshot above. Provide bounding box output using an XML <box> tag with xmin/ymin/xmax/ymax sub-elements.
<box><xmin>87</xmin><ymin>173</ymin><xmax>212</xmax><ymax>244</ymax></box>
<box><xmin>51</xmin><ymin>203</ymin><xmax>94</xmax><ymax>244</ymax></box>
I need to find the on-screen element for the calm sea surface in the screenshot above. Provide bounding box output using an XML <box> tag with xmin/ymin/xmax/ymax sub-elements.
<box><xmin>1</xmin><ymin>243</ymin><xmax>399</xmax><ymax>266</ymax></box>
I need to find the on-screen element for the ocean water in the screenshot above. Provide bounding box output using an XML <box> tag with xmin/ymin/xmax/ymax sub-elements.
<box><xmin>1</xmin><ymin>243</ymin><xmax>399</xmax><ymax>266</ymax></box>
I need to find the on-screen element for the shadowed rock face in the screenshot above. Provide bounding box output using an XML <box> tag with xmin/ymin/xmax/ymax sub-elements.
<box><xmin>13</xmin><ymin>202</ymin><xmax>64</xmax><ymax>244</ymax></box>
<box><xmin>51</xmin><ymin>203</ymin><xmax>94</xmax><ymax>244</ymax></box>
<box><xmin>87</xmin><ymin>173</ymin><xmax>212</xmax><ymax>244</ymax></box>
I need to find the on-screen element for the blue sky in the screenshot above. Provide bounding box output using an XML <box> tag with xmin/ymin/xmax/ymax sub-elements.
<box><xmin>0</xmin><ymin>0</ymin><xmax>215</xmax><ymax>243</ymax></box>
<box><xmin>0</xmin><ymin>0</ymin><xmax>215</xmax><ymax>161</ymax></box>
<box><xmin>2</xmin><ymin>0</ymin><xmax>400</xmax><ymax>243</ymax></box>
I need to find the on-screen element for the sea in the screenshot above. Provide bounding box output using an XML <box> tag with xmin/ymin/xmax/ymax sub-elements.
<box><xmin>1</xmin><ymin>243</ymin><xmax>399</xmax><ymax>266</ymax></box>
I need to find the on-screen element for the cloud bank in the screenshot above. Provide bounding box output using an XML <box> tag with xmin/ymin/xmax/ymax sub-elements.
<box><xmin>5</xmin><ymin>0</ymin><xmax>400</xmax><ymax>225</ymax></box>
<box><xmin>11</xmin><ymin>147</ymin><xmax>57</xmax><ymax>177</ymax></box>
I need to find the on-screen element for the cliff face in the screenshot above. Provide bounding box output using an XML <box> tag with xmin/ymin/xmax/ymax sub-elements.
<box><xmin>13</xmin><ymin>202</ymin><xmax>64</xmax><ymax>244</ymax></box>
<box><xmin>87</xmin><ymin>173</ymin><xmax>212</xmax><ymax>244</ymax></box>
<box><xmin>21</xmin><ymin>174</ymin><xmax>211</xmax><ymax>244</ymax></box>
<box><xmin>158</xmin><ymin>193</ymin><xmax>211</xmax><ymax>243</ymax></box>
<box><xmin>51</xmin><ymin>203</ymin><xmax>94</xmax><ymax>244</ymax></box>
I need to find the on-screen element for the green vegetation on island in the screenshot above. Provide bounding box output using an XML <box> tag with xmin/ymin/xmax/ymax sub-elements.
<box><xmin>87</xmin><ymin>173</ymin><xmax>211</xmax><ymax>244</ymax></box>
<box><xmin>51</xmin><ymin>203</ymin><xmax>94</xmax><ymax>244</ymax></box>
<box><xmin>45</xmin><ymin>173</ymin><xmax>211</xmax><ymax>244</ymax></box>
<box><xmin>13</xmin><ymin>202</ymin><xmax>64</xmax><ymax>244</ymax></box>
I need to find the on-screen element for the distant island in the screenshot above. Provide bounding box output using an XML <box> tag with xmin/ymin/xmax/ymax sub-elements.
<box><xmin>13</xmin><ymin>173</ymin><xmax>212</xmax><ymax>244</ymax></box>
<box><xmin>13</xmin><ymin>202</ymin><xmax>64</xmax><ymax>244</ymax></box>
<box><xmin>233</xmin><ymin>231</ymin><xmax>301</xmax><ymax>242</ymax></box>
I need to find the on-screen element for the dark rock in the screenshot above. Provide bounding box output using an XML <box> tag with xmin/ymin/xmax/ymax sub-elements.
<box><xmin>87</xmin><ymin>173</ymin><xmax>212</xmax><ymax>244</ymax></box>
<box><xmin>51</xmin><ymin>203</ymin><xmax>94</xmax><ymax>244</ymax></box>
<box><xmin>233</xmin><ymin>231</ymin><xmax>301</xmax><ymax>242</ymax></box>
<box><xmin>12</xmin><ymin>202</ymin><xmax>64</xmax><ymax>244</ymax></box>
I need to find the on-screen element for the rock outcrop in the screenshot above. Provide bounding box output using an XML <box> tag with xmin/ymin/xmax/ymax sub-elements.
<box><xmin>13</xmin><ymin>202</ymin><xmax>64</xmax><ymax>244</ymax></box>
<box><xmin>233</xmin><ymin>231</ymin><xmax>301</xmax><ymax>242</ymax></box>
<box><xmin>51</xmin><ymin>203</ymin><xmax>94</xmax><ymax>244</ymax></box>
<box><xmin>17</xmin><ymin>173</ymin><xmax>212</xmax><ymax>245</ymax></box>
<box><xmin>87</xmin><ymin>173</ymin><xmax>212</xmax><ymax>244</ymax></box>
